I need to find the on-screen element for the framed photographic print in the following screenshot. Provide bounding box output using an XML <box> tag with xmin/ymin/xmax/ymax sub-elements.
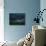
<box><xmin>9</xmin><ymin>13</ymin><xmax>25</xmax><ymax>25</ymax></box>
